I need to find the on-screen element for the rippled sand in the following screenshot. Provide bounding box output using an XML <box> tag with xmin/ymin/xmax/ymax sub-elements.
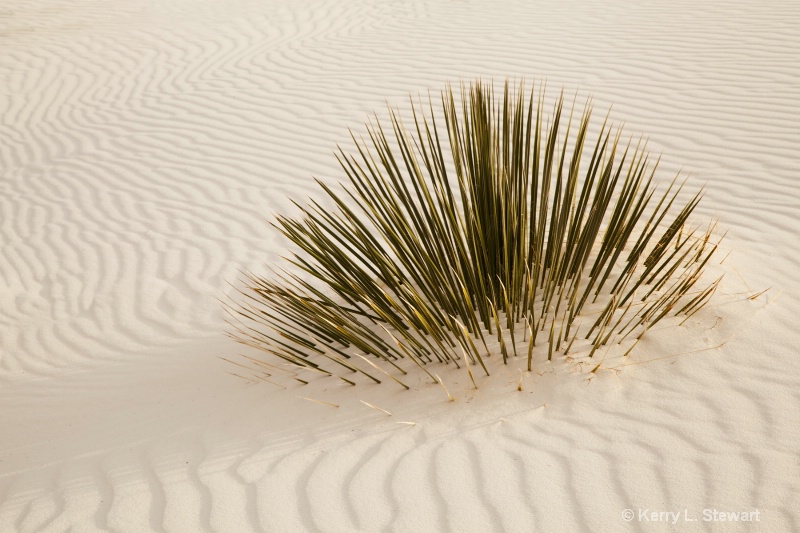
<box><xmin>1</xmin><ymin>0</ymin><xmax>799</xmax><ymax>531</ymax></box>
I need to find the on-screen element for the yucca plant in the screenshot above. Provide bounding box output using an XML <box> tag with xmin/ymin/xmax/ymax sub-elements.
<box><xmin>225</xmin><ymin>80</ymin><xmax>721</xmax><ymax>391</ymax></box>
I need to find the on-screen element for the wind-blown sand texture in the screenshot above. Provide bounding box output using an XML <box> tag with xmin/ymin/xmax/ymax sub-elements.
<box><xmin>2</xmin><ymin>0</ymin><xmax>799</xmax><ymax>531</ymax></box>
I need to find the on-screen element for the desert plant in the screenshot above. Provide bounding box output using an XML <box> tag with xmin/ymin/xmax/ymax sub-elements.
<box><xmin>225</xmin><ymin>80</ymin><xmax>721</xmax><ymax>390</ymax></box>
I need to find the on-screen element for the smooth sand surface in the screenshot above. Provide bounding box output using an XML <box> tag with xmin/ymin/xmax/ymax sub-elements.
<box><xmin>2</xmin><ymin>0</ymin><xmax>799</xmax><ymax>531</ymax></box>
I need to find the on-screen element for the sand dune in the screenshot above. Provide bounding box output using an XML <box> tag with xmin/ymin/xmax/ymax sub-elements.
<box><xmin>2</xmin><ymin>0</ymin><xmax>799</xmax><ymax>531</ymax></box>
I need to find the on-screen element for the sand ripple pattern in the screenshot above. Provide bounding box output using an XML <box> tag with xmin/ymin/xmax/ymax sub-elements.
<box><xmin>2</xmin><ymin>0</ymin><xmax>800</xmax><ymax>531</ymax></box>
<box><xmin>2</xmin><ymin>328</ymin><xmax>797</xmax><ymax>532</ymax></box>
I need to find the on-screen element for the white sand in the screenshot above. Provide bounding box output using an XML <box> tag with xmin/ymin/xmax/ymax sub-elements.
<box><xmin>2</xmin><ymin>0</ymin><xmax>799</xmax><ymax>531</ymax></box>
